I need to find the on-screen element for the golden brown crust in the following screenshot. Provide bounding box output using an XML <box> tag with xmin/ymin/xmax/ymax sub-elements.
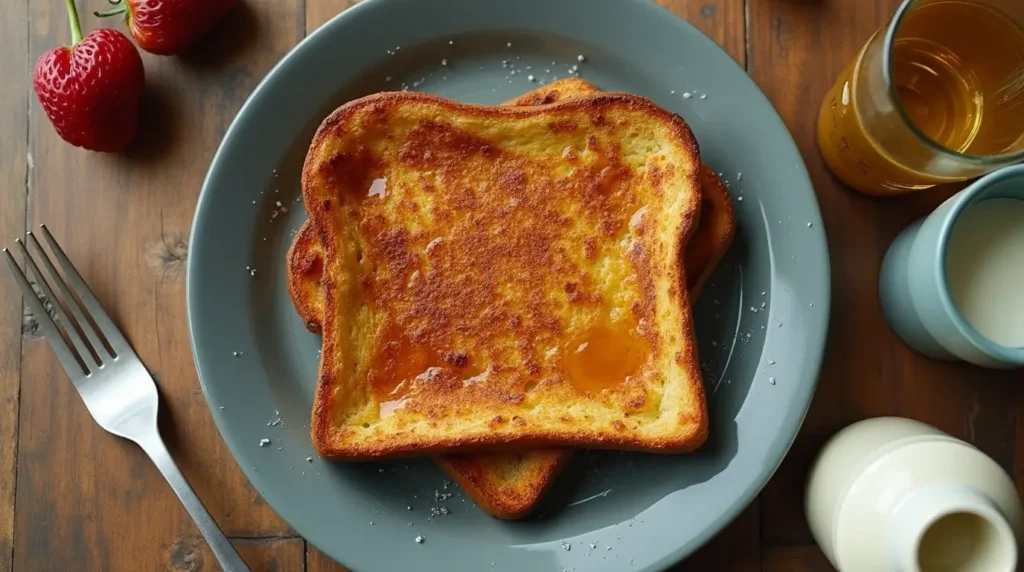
<box><xmin>313</xmin><ymin>423</ymin><xmax>709</xmax><ymax>458</ymax></box>
<box><xmin>435</xmin><ymin>448</ymin><xmax>571</xmax><ymax>519</ymax></box>
<box><xmin>286</xmin><ymin>222</ymin><xmax>325</xmax><ymax>333</ymax></box>
<box><xmin>687</xmin><ymin>165</ymin><xmax>737</xmax><ymax>298</ymax></box>
<box><xmin>302</xmin><ymin>89</ymin><xmax>706</xmax><ymax>458</ymax></box>
<box><xmin>502</xmin><ymin>77</ymin><xmax>599</xmax><ymax>107</ymax></box>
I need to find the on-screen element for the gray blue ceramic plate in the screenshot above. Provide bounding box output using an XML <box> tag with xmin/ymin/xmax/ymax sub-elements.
<box><xmin>186</xmin><ymin>0</ymin><xmax>830</xmax><ymax>570</ymax></box>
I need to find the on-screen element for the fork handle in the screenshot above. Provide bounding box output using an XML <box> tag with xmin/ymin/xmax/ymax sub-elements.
<box><xmin>137</xmin><ymin>432</ymin><xmax>252</xmax><ymax>572</ymax></box>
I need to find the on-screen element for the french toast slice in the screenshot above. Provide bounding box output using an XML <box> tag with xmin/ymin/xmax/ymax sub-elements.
<box><xmin>290</xmin><ymin>82</ymin><xmax>589</xmax><ymax>519</ymax></box>
<box><xmin>303</xmin><ymin>91</ymin><xmax>708</xmax><ymax>457</ymax></box>
<box><xmin>288</xmin><ymin>82</ymin><xmax>734</xmax><ymax>516</ymax></box>
<box><xmin>690</xmin><ymin>163</ymin><xmax>736</xmax><ymax>295</ymax></box>
<box><xmin>288</xmin><ymin>79</ymin><xmax>735</xmax><ymax>331</ymax></box>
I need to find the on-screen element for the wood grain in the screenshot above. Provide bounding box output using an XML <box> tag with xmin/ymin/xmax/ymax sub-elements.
<box><xmin>14</xmin><ymin>0</ymin><xmax>302</xmax><ymax>569</ymax></box>
<box><xmin>306</xmin><ymin>0</ymin><xmax>360</xmax><ymax>33</ymax></box>
<box><xmin>748</xmin><ymin>0</ymin><xmax>1021</xmax><ymax>554</ymax></box>
<box><xmin>0</xmin><ymin>0</ymin><xmax>29</xmax><ymax>568</ymax></box>
<box><xmin>762</xmin><ymin>545</ymin><xmax>835</xmax><ymax>572</ymax></box>
<box><xmin>656</xmin><ymin>0</ymin><xmax>745</xmax><ymax>66</ymax></box>
<box><xmin>747</xmin><ymin>0</ymin><xmax>905</xmax><ymax>545</ymax></box>
<box><xmin>307</xmin><ymin>544</ymin><xmax>351</xmax><ymax>572</ymax></box>
<box><xmin>7</xmin><ymin>0</ymin><xmax>1021</xmax><ymax>571</ymax></box>
<box><xmin>168</xmin><ymin>536</ymin><xmax>305</xmax><ymax>572</ymax></box>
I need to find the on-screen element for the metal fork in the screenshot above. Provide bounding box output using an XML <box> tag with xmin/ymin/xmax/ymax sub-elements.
<box><xmin>4</xmin><ymin>225</ymin><xmax>250</xmax><ymax>572</ymax></box>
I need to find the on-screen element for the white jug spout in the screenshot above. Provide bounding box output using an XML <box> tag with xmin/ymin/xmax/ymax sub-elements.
<box><xmin>886</xmin><ymin>483</ymin><xmax>1018</xmax><ymax>572</ymax></box>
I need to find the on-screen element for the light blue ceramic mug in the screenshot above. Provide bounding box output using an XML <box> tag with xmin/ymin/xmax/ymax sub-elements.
<box><xmin>879</xmin><ymin>164</ymin><xmax>1024</xmax><ymax>369</ymax></box>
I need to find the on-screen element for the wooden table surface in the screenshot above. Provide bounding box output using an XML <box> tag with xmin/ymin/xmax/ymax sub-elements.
<box><xmin>2</xmin><ymin>0</ymin><xmax>1021</xmax><ymax>570</ymax></box>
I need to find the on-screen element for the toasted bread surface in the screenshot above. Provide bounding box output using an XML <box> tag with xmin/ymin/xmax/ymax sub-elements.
<box><xmin>287</xmin><ymin>79</ymin><xmax>735</xmax><ymax>331</ymax></box>
<box><xmin>289</xmin><ymin>165</ymin><xmax>734</xmax><ymax>332</ymax></box>
<box><xmin>438</xmin><ymin>447</ymin><xmax>571</xmax><ymax>519</ymax></box>
<box><xmin>287</xmin><ymin>80</ymin><xmax>606</xmax><ymax>336</ymax></box>
<box><xmin>286</xmin><ymin>221</ymin><xmax>325</xmax><ymax>332</ymax></box>
<box><xmin>303</xmin><ymin>91</ymin><xmax>707</xmax><ymax>457</ymax></box>
<box><xmin>289</xmin><ymin>82</ymin><xmax>595</xmax><ymax>519</ymax></box>
<box><xmin>688</xmin><ymin>164</ymin><xmax>736</xmax><ymax>296</ymax></box>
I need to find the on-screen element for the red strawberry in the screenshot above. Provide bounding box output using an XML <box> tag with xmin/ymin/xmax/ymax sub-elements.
<box><xmin>34</xmin><ymin>2</ymin><xmax>145</xmax><ymax>153</ymax></box>
<box><xmin>97</xmin><ymin>0</ymin><xmax>237</xmax><ymax>56</ymax></box>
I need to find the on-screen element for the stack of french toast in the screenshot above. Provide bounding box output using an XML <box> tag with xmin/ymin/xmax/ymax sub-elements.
<box><xmin>287</xmin><ymin>79</ymin><xmax>735</xmax><ymax>519</ymax></box>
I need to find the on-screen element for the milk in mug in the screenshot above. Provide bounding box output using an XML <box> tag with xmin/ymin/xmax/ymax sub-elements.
<box><xmin>945</xmin><ymin>197</ymin><xmax>1024</xmax><ymax>348</ymax></box>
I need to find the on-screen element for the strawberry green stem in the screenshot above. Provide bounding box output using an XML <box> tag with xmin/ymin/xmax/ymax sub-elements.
<box><xmin>65</xmin><ymin>0</ymin><xmax>83</xmax><ymax>45</ymax></box>
<box><xmin>94</xmin><ymin>6</ymin><xmax>127</xmax><ymax>17</ymax></box>
<box><xmin>94</xmin><ymin>0</ymin><xmax>126</xmax><ymax>18</ymax></box>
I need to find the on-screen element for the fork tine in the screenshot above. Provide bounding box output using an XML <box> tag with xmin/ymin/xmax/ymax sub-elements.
<box><xmin>16</xmin><ymin>237</ymin><xmax>103</xmax><ymax>369</ymax></box>
<box><xmin>25</xmin><ymin>232</ymin><xmax>111</xmax><ymax>365</ymax></box>
<box><xmin>35</xmin><ymin>225</ymin><xmax>132</xmax><ymax>358</ymax></box>
<box><xmin>3</xmin><ymin>247</ymin><xmax>90</xmax><ymax>376</ymax></box>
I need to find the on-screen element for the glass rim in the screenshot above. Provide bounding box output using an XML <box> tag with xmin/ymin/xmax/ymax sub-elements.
<box><xmin>882</xmin><ymin>0</ymin><xmax>1024</xmax><ymax>165</ymax></box>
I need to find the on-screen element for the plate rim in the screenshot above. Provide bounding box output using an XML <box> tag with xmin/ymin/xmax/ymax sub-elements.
<box><xmin>186</xmin><ymin>0</ymin><xmax>831</xmax><ymax>569</ymax></box>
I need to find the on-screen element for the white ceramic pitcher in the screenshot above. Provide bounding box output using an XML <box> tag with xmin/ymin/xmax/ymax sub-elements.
<box><xmin>806</xmin><ymin>417</ymin><xmax>1022</xmax><ymax>571</ymax></box>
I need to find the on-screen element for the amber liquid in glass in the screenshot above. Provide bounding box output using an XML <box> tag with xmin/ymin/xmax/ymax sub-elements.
<box><xmin>818</xmin><ymin>0</ymin><xmax>1024</xmax><ymax>194</ymax></box>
